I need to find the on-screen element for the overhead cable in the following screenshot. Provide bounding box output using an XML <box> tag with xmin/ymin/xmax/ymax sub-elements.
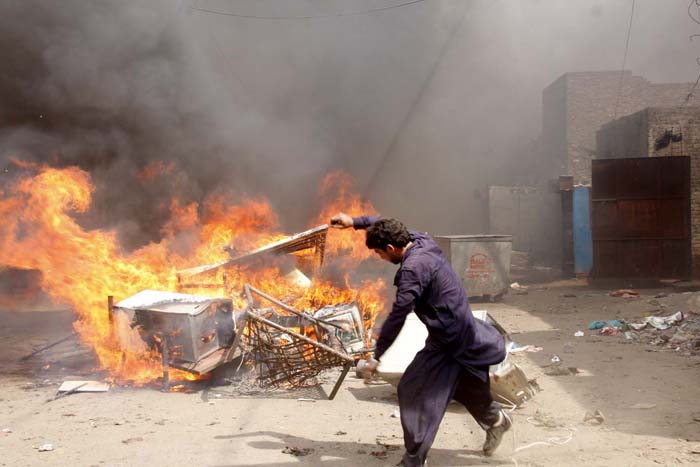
<box><xmin>613</xmin><ymin>0</ymin><xmax>636</xmax><ymax>120</ymax></box>
<box><xmin>189</xmin><ymin>0</ymin><xmax>427</xmax><ymax>20</ymax></box>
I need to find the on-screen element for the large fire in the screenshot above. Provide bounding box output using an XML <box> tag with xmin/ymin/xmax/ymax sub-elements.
<box><xmin>0</xmin><ymin>162</ymin><xmax>387</xmax><ymax>385</ymax></box>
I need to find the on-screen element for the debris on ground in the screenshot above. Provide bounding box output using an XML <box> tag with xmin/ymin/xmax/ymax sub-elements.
<box><xmin>282</xmin><ymin>446</ymin><xmax>314</xmax><ymax>456</ymax></box>
<box><xmin>545</xmin><ymin>366</ymin><xmax>581</xmax><ymax>376</ymax></box>
<box><xmin>509</xmin><ymin>344</ymin><xmax>543</xmax><ymax>353</ymax></box>
<box><xmin>574</xmin><ymin>330</ymin><xmax>585</xmax><ymax>337</ymax></box>
<box><xmin>609</xmin><ymin>289</ymin><xmax>639</xmax><ymax>298</ymax></box>
<box><xmin>375</xmin><ymin>440</ymin><xmax>401</xmax><ymax>451</ymax></box>
<box><xmin>588</xmin><ymin>320</ymin><xmax>624</xmax><ymax>330</ymax></box>
<box><xmin>645</xmin><ymin>311</ymin><xmax>684</xmax><ymax>330</ymax></box>
<box><xmin>629</xmin><ymin>403</ymin><xmax>657</xmax><ymax>410</ymax></box>
<box><xmin>617</xmin><ymin>310</ymin><xmax>700</xmax><ymax>354</ymax></box>
<box><xmin>599</xmin><ymin>326</ymin><xmax>619</xmax><ymax>336</ymax></box>
<box><xmin>37</xmin><ymin>444</ymin><xmax>54</xmax><ymax>452</ymax></box>
<box><xmin>369</xmin><ymin>450</ymin><xmax>388</xmax><ymax>459</ymax></box>
<box><xmin>58</xmin><ymin>380</ymin><xmax>109</xmax><ymax>393</ymax></box>
<box><xmin>510</xmin><ymin>282</ymin><xmax>529</xmax><ymax>295</ymax></box>
<box><xmin>583</xmin><ymin>410</ymin><xmax>605</xmax><ymax>425</ymax></box>
<box><xmin>121</xmin><ymin>437</ymin><xmax>144</xmax><ymax>444</ymax></box>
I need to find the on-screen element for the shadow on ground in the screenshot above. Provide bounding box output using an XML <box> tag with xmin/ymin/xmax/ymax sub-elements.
<box><xmin>208</xmin><ymin>430</ymin><xmax>511</xmax><ymax>467</ymax></box>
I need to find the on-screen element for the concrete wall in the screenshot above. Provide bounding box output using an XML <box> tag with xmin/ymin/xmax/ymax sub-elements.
<box><xmin>488</xmin><ymin>185</ymin><xmax>562</xmax><ymax>266</ymax></box>
<box><xmin>543</xmin><ymin>71</ymin><xmax>700</xmax><ymax>185</ymax></box>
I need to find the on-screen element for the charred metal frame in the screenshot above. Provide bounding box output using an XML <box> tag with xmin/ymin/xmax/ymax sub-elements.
<box><xmin>241</xmin><ymin>284</ymin><xmax>355</xmax><ymax>399</ymax></box>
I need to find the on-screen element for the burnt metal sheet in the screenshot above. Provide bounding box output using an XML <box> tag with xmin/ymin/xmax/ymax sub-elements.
<box><xmin>177</xmin><ymin>224</ymin><xmax>328</xmax><ymax>277</ymax></box>
<box><xmin>591</xmin><ymin>157</ymin><xmax>691</xmax><ymax>278</ymax></box>
<box><xmin>113</xmin><ymin>290</ymin><xmax>235</xmax><ymax>364</ymax></box>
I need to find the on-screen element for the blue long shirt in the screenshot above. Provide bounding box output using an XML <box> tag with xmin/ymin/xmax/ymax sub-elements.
<box><xmin>354</xmin><ymin>215</ymin><xmax>505</xmax><ymax>381</ymax></box>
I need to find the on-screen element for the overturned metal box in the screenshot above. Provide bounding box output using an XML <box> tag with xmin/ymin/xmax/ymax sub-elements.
<box><xmin>113</xmin><ymin>290</ymin><xmax>236</xmax><ymax>365</ymax></box>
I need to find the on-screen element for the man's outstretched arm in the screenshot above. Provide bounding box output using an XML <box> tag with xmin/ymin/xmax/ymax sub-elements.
<box><xmin>330</xmin><ymin>213</ymin><xmax>381</xmax><ymax>230</ymax></box>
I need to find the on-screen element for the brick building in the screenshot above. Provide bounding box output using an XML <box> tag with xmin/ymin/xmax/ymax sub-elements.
<box><xmin>597</xmin><ymin>106</ymin><xmax>700</xmax><ymax>277</ymax></box>
<box><xmin>543</xmin><ymin>71</ymin><xmax>700</xmax><ymax>185</ymax></box>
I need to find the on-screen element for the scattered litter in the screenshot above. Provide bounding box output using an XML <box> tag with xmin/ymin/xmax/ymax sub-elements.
<box><xmin>37</xmin><ymin>444</ymin><xmax>54</xmax><ymax>452</ymax></box>
<box><xmin>599</xmin><ymin>326</ymin><xmax>619</xmax><ymax>336</ymax></box>
<box><xmin>334</xmin><ymin>430</ymin><xmax>347</xmax><ymax>436</ymax></box>
<box><xmin>1</xmin><ymin>428</ymin><xmax>12</xmax><ymax>434</ymax></box>
<box><xmin>629</xmin><ymin>403</ymin><xmax>657</xmax><ymax>410</ymax></box>
<box><xmin>509</xmin><ymin>344</ymin><xmax>543</xmax><ymax>353</ymax></box>
<box><xmin>609</xmin><ymin>289</ymin><xmax>639</xmax><ymax>298</ymax></box>
<box><xmin>58</xmin><ymin>381</ymin><xmax>110</xmax><ymax>393</ymax></box>
<box><xmin>574</xmin><ymin>330</ymin><xmax>585</xmax><ymax>337</ymax></box>
<box><xmin>282</xmin><ymin>446</ymin><xmax>314</xmax><ymax>457</ymax></box>
<box><xmin>645</xmin><ymin>311</ymin><xmax>684</xmax><ymax>330</ymax></box>
<box><xmin>121</xmin><ymin>437</ymin><xmax>144</xmax><ymax>444</ymax></box>
<box><xmin>583</xmin><ymin>410</ymin><xmax>605</xmax><ymax>425</ymax></box>
<box><xmin>654</xmin><ymin>293</ymin><xmax>669</xmax><ymax>299</ymax></box>
<box><xmin>561</xmin><ymin>293</ymin><xmax>577</xmax><ymax>298</ymax></box>
<box><xmin>550</xmin><ymin>355</ymin><xmax>561</xmax><ymax>365</ymax></box>
<box><xmin>369</xmin><ymin>450</ymin><xmax>388</xmax><ymax>459</ymax></box>
<box><xmin>297</xmin><ymin>398</ymin><xmax>316</xmax><ymax>402</ymax></box>
<box><xmin>629</xmin><ymin>323</ymin><xmax>647</xmax><ymax>331</ymax></box>
<box><xmin>692</xmin><ymin>413</ymin><xmax>700</xmax><ymax>422</ymax></box>
<box><xmin>390</xmin><ymin>408</ymin><xmax>400</xmax><ymax>418</ymax></box>
<box><xmin>624</xmin><ymin>331</ymin><xmax>638</xmax><ymax>341</ymax></box>
<box><xmin>510</xmin><ymin>282</ymin><xmax>529</xmax><ymax>294</ymax></box>
<box><xmin>514</xmin><ymin>427</ymin><xmax>576</xmax><ymax>452</ymax></box>
<box><xmin>588</xmin><ymin>320</ymin><xmax>624</xmax><ymax>330</ymax></box>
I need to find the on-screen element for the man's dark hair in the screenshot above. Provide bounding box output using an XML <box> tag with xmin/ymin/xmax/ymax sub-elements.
<box><xmin>365</xmin><ymin>218</ymin><xmax>411</xmax><ymax>250</ymax></box>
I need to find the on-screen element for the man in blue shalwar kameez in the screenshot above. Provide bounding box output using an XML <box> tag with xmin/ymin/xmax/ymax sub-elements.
<box><xmin>331</xmin><ymin>213</ymin><xmax>511</xmax><ymax>467</ymax></box>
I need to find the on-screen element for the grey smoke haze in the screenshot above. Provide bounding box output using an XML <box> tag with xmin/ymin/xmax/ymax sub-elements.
<box><xmin>1</xmin><ymin>0</ymin><xmax>699</xmax><ymax>247</ymax></box>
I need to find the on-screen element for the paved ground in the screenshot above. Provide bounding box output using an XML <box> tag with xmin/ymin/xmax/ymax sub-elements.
<box><xmin>1</xmin><ymin>279</ymin><xmax>700</xmax><ymax>466</ymax></box>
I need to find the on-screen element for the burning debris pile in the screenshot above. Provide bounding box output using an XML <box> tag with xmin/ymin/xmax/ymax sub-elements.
<box><xmin>109</xmin><ymin>223</ymin><xmax>377</xmax><ymax>394</ymax></box>
<box><xmin>0</xmin><ymin>164</ymin><xmax>386</xmax><ymax>388</ymax></box>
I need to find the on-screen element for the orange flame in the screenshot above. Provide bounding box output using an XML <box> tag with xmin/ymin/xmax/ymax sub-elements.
<box><xmin>0</xmin><ymin>164</ymin><xmax>387</xmax><ymax>385</ymax></box>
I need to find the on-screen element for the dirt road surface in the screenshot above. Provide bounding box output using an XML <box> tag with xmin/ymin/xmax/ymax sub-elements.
<box><xmin>2</xmin><ymin>279</ymin><xmax>700</xmax><ymax>466</ymax></box>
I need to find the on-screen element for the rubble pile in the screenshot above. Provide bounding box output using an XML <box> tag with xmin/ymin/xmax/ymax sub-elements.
<box><xmin>593</xmin><ymin>310</ymin><xmax>700</xmax><ymax>355</ymax></box>
<box><xmin>626</xmin><ymin>311</ymin><xmax>700</xmax><ymax>355</ymax></box>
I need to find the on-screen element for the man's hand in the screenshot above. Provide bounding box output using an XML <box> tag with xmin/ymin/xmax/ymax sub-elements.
<box><xmin>361</xmin><ymin>357</ymin><xmax>379</xmax><ymax>383</ymax></box>
<box><xmin>330</xmin><ymin>212</ymin><xmax>354</xmax><ymax>229</ymax></box>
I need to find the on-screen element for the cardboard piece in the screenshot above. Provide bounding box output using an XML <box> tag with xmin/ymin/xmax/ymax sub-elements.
<box><xmin>58</xmin><ymin>380</ymin><xmax>110</xmax><ymax>393</ymax></box>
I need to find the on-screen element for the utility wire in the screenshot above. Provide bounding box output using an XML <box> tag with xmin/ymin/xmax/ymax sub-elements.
<box><xmin>613</xmin><ymin>0</ymin><xmax>636</xmax><ymax>120</ymax></box>
<box><xmin>362</xmin><ymin>0</ymin><xmax>501</xmax><ymax>199</ymax></box>
<box><xmin>189</xmin><ymin>0</ymin><xmax>427</xmax><ymax>20</ymax></box>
